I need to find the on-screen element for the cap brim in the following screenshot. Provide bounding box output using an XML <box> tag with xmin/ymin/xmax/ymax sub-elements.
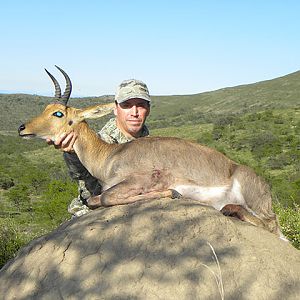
<box><xmin>116</xmin><ymin>95</ymin><xmax>151</xmax><ymax>104</ymax></box>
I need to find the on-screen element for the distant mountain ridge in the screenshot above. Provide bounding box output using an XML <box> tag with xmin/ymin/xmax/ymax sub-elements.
<box><xmin>1</xmin><ymin>71</ymin><xmax>299</xmax><ymax>132</ymax></box>
<box><xmin>149</xmin><ymin>70</ymin><xmax>300</xmax><ymax>120</ymax></box>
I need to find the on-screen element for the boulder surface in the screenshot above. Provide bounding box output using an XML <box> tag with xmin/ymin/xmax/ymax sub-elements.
<box><xmin>0</xmin><ymin>198</ymin><xmax>299</xmax><ymax>300</ymax></box>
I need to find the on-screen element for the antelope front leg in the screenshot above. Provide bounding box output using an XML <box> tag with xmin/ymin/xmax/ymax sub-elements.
<box><xmin>87</xmin><ymin>169</ymin><xmax>180</xmax><ymax>208</ymax></box>
<box><xmin>87</xmin><ymin>188</ymin><xmax>181</xmax><ymax>209</ymax></box>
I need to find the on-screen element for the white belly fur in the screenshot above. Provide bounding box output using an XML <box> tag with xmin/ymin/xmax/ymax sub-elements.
<box><xmin>173</xmin><ymin>179</ymin><xmax>245</xmax><ymax>210</ymax></box>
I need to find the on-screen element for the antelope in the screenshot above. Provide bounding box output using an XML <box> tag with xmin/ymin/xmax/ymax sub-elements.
<box><xmin>18</xmin><ymin>66</ymin><xmax>285</xmax><ymax>239</ymax></box>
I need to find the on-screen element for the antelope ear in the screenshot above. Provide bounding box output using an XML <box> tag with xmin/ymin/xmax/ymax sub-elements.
<box><xmin>78</xmin><ymin>103</ymin><xmax>115</xmax><ymax>120</ymax></box>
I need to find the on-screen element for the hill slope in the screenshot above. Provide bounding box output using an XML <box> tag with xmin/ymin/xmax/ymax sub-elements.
<box><xmin>149</xmin><ymin>70</ymin><xmax>300</xmax><ymax>128</ymax></box>
<box><xmin>1</xmin><ymin>71</ymin><xmax>299</xmax><ymax>132</ymax></box>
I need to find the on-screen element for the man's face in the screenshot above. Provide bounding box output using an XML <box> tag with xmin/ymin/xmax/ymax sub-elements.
<box><xmin>114</xmin><ymin>98</ymin><xmax>150</xmax><ymax>138</ymax></box>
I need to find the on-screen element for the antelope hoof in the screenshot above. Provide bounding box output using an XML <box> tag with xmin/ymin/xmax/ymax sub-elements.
<box><xmin>170</xmin><ymin>189</ymin><xmax>182</xmax><ymax>199</ymax></box>
<box><xmin>221</xmin><ymin>204</ymin><xmax>246</xmax><ymax>221</ymax></box>
<box><xmin>87</xmin><ymin>195</ymin><xmax>102</xmax><ymax>209</ymax></box>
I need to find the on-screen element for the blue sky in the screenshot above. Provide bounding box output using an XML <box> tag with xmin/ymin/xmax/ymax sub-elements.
<box><xmin>1</xmin><ymin>0</ymin><xmax>300</xmax><ymax>96</ymax></box>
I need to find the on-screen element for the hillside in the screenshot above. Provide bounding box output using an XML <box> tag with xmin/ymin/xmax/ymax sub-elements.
<box><xmin>148</xmin><ymin>70</ymin><xmax>300</xmax><ymax>129</ymax></box>
<box><xmin>1</xmin><ymin>71</ymin><xmax>300</xmax><ymax>132</ymax></box>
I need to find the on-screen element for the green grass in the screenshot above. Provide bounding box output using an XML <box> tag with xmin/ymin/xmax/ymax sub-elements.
<box><xmin>151</xmin><ymin>123</ymin><xmax>213</xmax><ymax>141</ymax></box>
<box><xmin>274</xmin><ymin>202</ymin><xmax>300</xmax><ymax>248</ymax></box>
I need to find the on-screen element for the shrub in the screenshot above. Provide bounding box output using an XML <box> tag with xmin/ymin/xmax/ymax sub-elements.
<box><xmin>0</xmin><ymin>219</ymin><xmax>26</xmax><ymax>269</ymax></box>
<box><xmin>248</xmin><ymin>131</ymin><xmax>282</xmax><ymax>159</ymax></box>
<box><xmin>213</xmin><ymin>115</ymin><xmax>237</xmax><ymax>127</ymax></box>
<box><xmin>6</xmin><ymin>184</ymin><xmax>31</xmax><ymax>211</ymax></box>
<box><xmin>267</xmin><ymin>153</ymin><xmax>291</xmax><ymax>169</ymax></box>
<box><xmin>197</xmin><ymin>132</ymin><xmax>214</xmax><ymax>145</ymax></box>
<box><xmin>33</xmin><ymin>179</ymin><xmax>77</xmax><ymax>227</ymax></box>
<box><xmin>273</xmin><ymin>202</ymin><xmax>300</xmax><ymax>249</ymax></box>
<box><xmin>0</xmin><ymin>173</ymin><xmax>14</xmax><ymax>190</ymax></box>
<box><xmin>272</xmin><ymin>176</ymin><xmax>300</xmax><ymax>207</ymax></box>
<box><xmin>212</xmin><ymin>128</ymin><xmax>223</xmax><ymax>141</ymax></box>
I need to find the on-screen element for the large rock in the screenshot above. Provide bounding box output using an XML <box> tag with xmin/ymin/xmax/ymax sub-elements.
<box><xmin>0</xmin><ymin>198</ymin><xmax>299</xmax><ymax>300</ymax></box>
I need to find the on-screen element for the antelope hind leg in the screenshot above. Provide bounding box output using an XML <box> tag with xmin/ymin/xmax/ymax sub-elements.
<box><xmin>221</xmin><ymin>204</ymin><xmax>287</xmax><ymax>240</ymax></box>
<box><xmin>221</xmin><ymin>204</ymin><xmax>266</xmax><ymax>228</ymax></box>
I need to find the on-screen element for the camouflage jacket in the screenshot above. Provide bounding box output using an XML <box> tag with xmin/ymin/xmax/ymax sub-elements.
<box><xmin>98</xmin><ymin>118</ymin><xmax>149</xmax><ymax>143</ymax></box>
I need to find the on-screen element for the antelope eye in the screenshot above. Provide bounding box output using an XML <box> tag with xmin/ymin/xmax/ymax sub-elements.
<box><xmin>53</xmin><ymin>111</ymin><xmax>64</xmax><ymax>118</ymax></box>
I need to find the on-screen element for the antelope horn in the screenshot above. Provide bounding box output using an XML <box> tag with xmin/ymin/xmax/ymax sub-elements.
<box><xmin>55</xmin><ymin>65</ymin><xmax>72</xmax><ymax>101</ymax></box>
<box><xmin>44</xmin><ymin>66</ymin><xmax>72</xmax><ymax>106</ymax></box>
<box><xmin>44</xmin><ymin>68</ymin><xmax>61</xmax><ymax>99</ymax></box>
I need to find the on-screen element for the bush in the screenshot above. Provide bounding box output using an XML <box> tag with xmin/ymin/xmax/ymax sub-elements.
<box><xmin>33</xmin><ymin>179</ymin><xmax>77</xmax><ymax>227</ymax></box>
<box><xmin>272</xmin><ymin>175</ymin><xmax>300</xmax><ymax>207</ymax></box>
<box><xmin>267</xmin><ymin>153</ymin><xmax>292</xmax><ymax>169</ymax></box>
<box><xmin>212</xmin><ymin>127</ymin><xmax>223</xmax><ymax>140</ymax></box>
<box><xmin>6</xmin><ymin>184</ymin><xmax>31</xmax><ymax>211</ymax></box>
<box><xmin>213</xmin><ymin>115</ymin><xmax>236</xmax><ymax>127</ymax></box>
<box><xmin>0</xmin><ymin>219</ymin><xmax>26</xmax><ymax>269</ymax></box>
<box><xmin>273</xmin><ymin>202</ymin><xmax>300</xmax><ymax>249</ymax></box>
<box><xmin>248</xmin><ymin>131</ymin><xmax>281</xmax><ymax>159</ymax></box>
<box><xmin>0</xmin><ymin>173</ymin><xmax>14</xmax><ymax>190</ymax></box>
<box><xmin>197</xmin><ymin>132</ymin><xmax>214</xmax><ymax>145</ymax></box>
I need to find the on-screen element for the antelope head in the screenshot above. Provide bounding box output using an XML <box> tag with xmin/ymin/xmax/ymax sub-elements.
<box><xmin>18</xmin><ymin>66</ymin><xmax>114</xmax><ymax>141</ymax></box>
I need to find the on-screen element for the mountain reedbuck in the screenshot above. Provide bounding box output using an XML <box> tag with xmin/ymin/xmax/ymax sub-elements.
<box><xmin>18</xmin><ymin>66</ymin><xmax>285</xmax><ymax>239</ymax></box>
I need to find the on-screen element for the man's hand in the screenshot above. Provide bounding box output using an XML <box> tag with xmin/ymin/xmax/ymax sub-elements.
<box><xmin>46</xmin><ymin>132</ymin><xmax>78</xmax><ymax>152</ymax></box>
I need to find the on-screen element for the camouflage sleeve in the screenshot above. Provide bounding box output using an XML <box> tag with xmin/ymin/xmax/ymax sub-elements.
<box><xmin>98</xmin><ymin>131</ymin><xmax>117</xmax><ymax>144</ymax></box>
<box><xmin>98</xmin><ymin>118</ymin><xmax>120</xmax><ymax>143</ymax></box>
<box><xmin>63</xmin><ymin>152</ymin><xmax>88</xmax><ymax>180</ymax></box>
<box><xmin>63</xmin><ymin>152</ymin><xmax>101</xmax><ymax>195</ymax></box>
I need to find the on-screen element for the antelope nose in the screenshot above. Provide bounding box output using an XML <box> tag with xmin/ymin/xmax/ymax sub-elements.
<box><xmin>18</xmin><ymin>124</ymin><xmax>26</xmax><ymax>134</ymax></box>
